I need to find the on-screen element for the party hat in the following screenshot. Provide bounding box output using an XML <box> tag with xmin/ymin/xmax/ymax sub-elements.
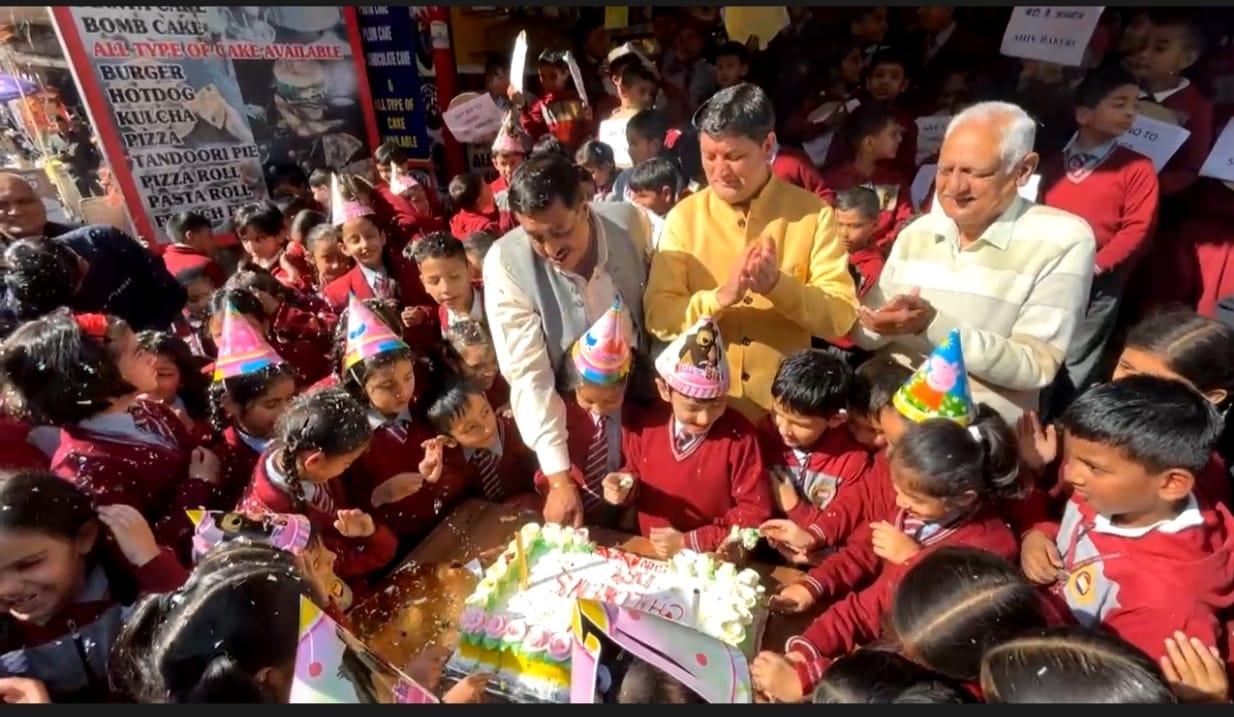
<box><xmin>187</xmin><ymin>509</ymin><xmax>311</xmax><ymax>564</ymax></box>
<box><xmin>655</xmin><ymin>316</ymin><xmax>729</xmax><ymax>400</ymax></box>
<box><xmin>213</xmin><ymin>301</ymin><xmax>285</xmax><ymax>381</ymax></box>
<box><xmin>491</xmin><ymin>110</ymin><xmax>532</xmax><ymax>155</ymax></box>
<box><xmin>572</xmin><ymin>297</ymin><xmax>632</xmax><ymax>385</ymax></box>
<box><xmin>388</xmin><ymin>164</ymin><xmax>420</xmax><ymax>197</ymax></box>
<box><xmin>343</xmin><ymin>293</ymin><xmax>408</xmax><ymax>370</ymax></box>
<box><xmin>331</xmin><ymin>173</ymin><xmax>375</xmax><ymax>227</ymax></box>
<box><xmin>892</xmin><ymin>328</ymin><xmax>975</xmax><ymax>425</ymax></box>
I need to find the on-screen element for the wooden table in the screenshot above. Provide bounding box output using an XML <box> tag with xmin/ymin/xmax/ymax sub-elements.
<box><xmin>350</xmin><ymin>499</ymin><xmax>811</xmax><ymax>695</ymax></box>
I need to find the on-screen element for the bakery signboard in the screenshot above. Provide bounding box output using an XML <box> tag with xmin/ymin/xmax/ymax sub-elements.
<box><xmin>51</xmin><ymin>6</ymin><xmax>379</xmax><ymax>245</ymax></box>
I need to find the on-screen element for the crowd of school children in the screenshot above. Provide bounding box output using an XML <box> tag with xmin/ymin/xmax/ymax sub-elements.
<box><xmin>3</xmin><ymin>4</ymin><xmax>1234</xmax><ymax>705</ymax></box>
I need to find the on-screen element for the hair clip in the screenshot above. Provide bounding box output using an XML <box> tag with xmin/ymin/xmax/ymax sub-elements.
<box><xmin>73</xmin><ymin>312</ymin><xmax>109</xmax><ymax>340</ymax></box>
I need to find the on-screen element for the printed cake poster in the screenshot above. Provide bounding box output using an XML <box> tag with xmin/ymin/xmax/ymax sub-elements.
<box><xmin>291</xmin><ymin>595</ymin><xmax>438</xmax><ymax>704</ymax></box>
<box><xmin>569</xmin><ymin>599</ymin><xmax>753</xmax><ymax>704</ymax></box>
<box><xmin>51</xmin><ymin>7</ymin><xmax>380</xmax><ymax>244</ymax></box>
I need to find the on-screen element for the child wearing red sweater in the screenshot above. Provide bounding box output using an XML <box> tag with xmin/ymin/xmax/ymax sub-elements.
<box><xmin>832</xmin><ymin>187</ymin><xmax>886</xmax><ymax>302</ymax></box>
<box><xmin>1040</xmin><ymin>63</ymin><xmax>1160</xmax><ymax>414</ymax></box>
<box><xmin>756</xmin><ymin>349</ymin><xmax>876</xmax><ymax>564</ymax></box>
<box><xmin>236</xmin><ymin>385</ymin><xmax>398</xmax><ymax>583</ymax></box>
<box><xmin>750</xmin><ymin>400</ymin><xmax>1022</xmax><ymax>701</ymax></box>
<box><xmin>161</xmin><ymin>211</ymin><xmax>224</xmax><ymax>289</ymax></box>
<box><xmin>533</xmin><ymin>299</ymin><xmax>635</xmax><ymax>526</ymax></box>
<box><xmin>448</xmin><ymin>172</ymin><xmax>502</xmax><ymax>239</ymax></box>
<box><xmin>490</xmin><ymin>115</ymin><xmax>531</xmax><ymax>229</ymax></box>
<box><xmin>821</xmin><ymin>103</ymin><xmax>914</xmax><ymax>253</ymax></box>
<box><xmin>334</xmin><ymin>297</ymin><xmax>468</xmax><ymax>546</ymax></box>
<box><xmin>1020</xmin><ymin>376</ymin><xmax>1234</xmax><ymax>665</ymax></box>
<box><xmin>859</xmin><ymin>49</ymin><xmax>918</xmax><ymax>176</ymax></box>
<box><xmin>233</xmin><ymin>201</ymin><xmax>315</xmax><ymax>295</ymax></box>
<box><xmin>408</xmin><ymin>232</ymin><xmax>485</xmax><ymax>334</ymax></box>
<box><xmin>518</xmin><ymin>49</ymin><xmax>593</xmax><ymax>153</ymax></box>
<box><xmin>604</xmin><ymin>317</ymin><xmax>774</xmax><ymax>557</ymax></box>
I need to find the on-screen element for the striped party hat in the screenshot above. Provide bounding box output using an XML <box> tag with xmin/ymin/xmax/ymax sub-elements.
<box><xmin>213</xmin><ymin>301</ymin><xmax>285</xmax><ymax>381</ymax></box>
<box><xmin>572</xmin><ymin>297</ymin><xmax>632</xmax><ymax>385</ymax></box>
<box><xmin>343</xmin><ymin>293</ymin><xmax>408</xmax><ymax>370</ymax></box>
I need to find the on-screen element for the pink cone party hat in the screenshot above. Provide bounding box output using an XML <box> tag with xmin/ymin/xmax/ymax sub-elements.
<box><xmin>331</xmin><ymin>173</ymin><xmax>375</xmax><ymax>227</ymax></box>
<box><xmin>343</xmin><ymin>293</ymin><xmax>408</xmax><ymax>370</ymax></box>
<box><xmin>892</xmin><ymin>328</ymin><xmax>975</xmax><ymax>426</ymax></box>
<box><xmin>491</xmin><ymin>110</ymin><xmax>532</xmax><ymax>155</ymax></box>
<box><xmin>187</xmin><ymin>509</ymin><xmax>312</xmax><ymax>564</ymax></box>
<box><xmin>655</xmin><ymin>316</ymin><xmax>730</xmax><ymax>400</ymax></box>
<box><xmin>572</xmin><ymin>297</ymin><xmax>632</xmax><ymax>385</ymax></box>
<box><xmin>213</xmin><ymin>301</ymin><xmax>286</xmax><ymax>381</ymax></box>
<box><xmin>388</xmin><ymin>164</ymin><xmax>420</xmax><ymax>197</ymax></box>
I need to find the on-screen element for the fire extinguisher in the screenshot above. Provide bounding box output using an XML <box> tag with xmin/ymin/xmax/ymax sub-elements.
<box><xmin>423</xmin><ymin>6</ymin><xmax>466</xmax><ymax>178</ymax></box>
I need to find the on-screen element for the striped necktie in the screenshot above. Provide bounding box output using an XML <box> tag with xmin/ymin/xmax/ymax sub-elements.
<box><xmin>471</xmin><ymin>449</ymin><xmax>505</xmax><ymax>502</ymax></box>
<box><xmin>582</xmin><ymin>415</ymin><xmax>609</xmax><ymax>509</ymax></box>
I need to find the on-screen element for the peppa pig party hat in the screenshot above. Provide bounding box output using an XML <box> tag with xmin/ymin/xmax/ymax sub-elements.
<box><xmin>892</xmin><ymin>328</ymin><xmax>975</xmax><ymax>425</ymax></box>
<box><xmin>655</xmin><ymin>316</ymin><xmax>729</xmax><ymax>400</ymax></box>
<box><xmin>572</xmin><ymin>296</ymin><xmax>632</xmax><ymax>385</ymax></box>
<box><xmin>342</xmin><ymin>293</ymin><xmax>408</xmax><ymax>371</ymax></box>
<box><xmin>213</xmin><ymin>301</ymin><xmax>286</xmax><ymax>382</ymax></box>
<box><xmin>331</xmin><ymin>173</ymin><xmax>375</xmax><ymax>227</ymax></box>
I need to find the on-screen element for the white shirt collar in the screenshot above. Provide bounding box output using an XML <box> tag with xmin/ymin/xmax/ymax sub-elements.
<box><xmin>1093</xmin><ymin>494</ymin><xmax>1205</xmax><ymax>538</ymax></box>
<box><xmin>1149</xmin><ymin>77</ymin><xmax>1191</xmax><ymax>103</ymax></box>
<box><xmin>930</xmin><ymin>22</ymin><xmax>957</xmax><ymax>53</ymax></box>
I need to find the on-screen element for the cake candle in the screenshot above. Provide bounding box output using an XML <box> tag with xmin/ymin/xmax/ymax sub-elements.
<box><xmin>691</xmin><ymin>587</ymin><xmax>701</xmax><ymax>619</ymax></box>
<box><xmin>515</xmin><ymin>530</ymin><xmax>530</xmax><ymax>590</ymax></box>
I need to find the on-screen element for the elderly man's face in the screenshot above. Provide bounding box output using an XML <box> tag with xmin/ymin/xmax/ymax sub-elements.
<box><xmin>516</xmin><ymin>197</ymin><xmax>592</xmax><ymax>274</ymax></box>
<box><xmin>700</xmin><ymin>131</ymin><xmax>775</xmax><ymax>205</ymax></box>
<box><xmin>935</xmin><ymin>120</ymin><xmax>1035</xmax><ymax>230</ymax></box>
<box><xmin>0</xmin><ymin>175</ymin><xmax>46</xmax><ymax>240</ymax></box>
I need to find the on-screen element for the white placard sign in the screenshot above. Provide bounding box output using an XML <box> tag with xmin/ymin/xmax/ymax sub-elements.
<box><xmin>1116</xmin><ymin>114</ymin><xmax>1191</xmax><ymax>172</ymax></box>
<box><xmin>442</xmin><ymin>93</ymin><xmax>504</xmax><ymax>144</ymax></box>
<box><xmin>599</xmin><ymin>117</ymin><xmax>632</xmax><ymax>168</ymax></box>
<box><xmin>1200</xmin><ymin>119</ymin><xmax>1234</xmax><ymax>183</ymax></box>
<box><xmin>802</xmin><ymin>129</ymin><xmax>837</xmax><ymax>168</ymax></box>
<box><xmin>1000</xmin><ymin>7</ymin><xmax>1104</xmax><ymax>68</ymax></box>
<box><xmin>915</xmin><ymin>115</ymin><xmax>952</xmax><ymax>166</ymax></box>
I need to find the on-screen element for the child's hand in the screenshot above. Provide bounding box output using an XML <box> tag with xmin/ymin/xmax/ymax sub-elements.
<box><xmin>334</xmin><ymin>508</ymin><xmax>375</xmax><ymax>538</ymax></box>
<box><xmin>760</xmin><ymin>518</ymin><xmax>814</xmax><ymax>553</ymax></box>
<box><xmin>189</xmin><ymin>446</ymin><xmax>222</xmax><ymax>484</ymax></box>
<box><xmin>371</xmin><ymin>472</ymin><xmax>425</xmax><ymax>507</ymax></box>
<box><xmin>97</xmin><ymin>504</ymin><xmax>161</xmax><ymax>567</ymax></box>
<box><xmin>1015</xmin><ymin>410</ymin><xmax>1058</xmax><ymax>473</ymax></box>
<box><xmin>770</xmin><ymin>471</ymin><xmax>800</xmax><ymax>513</ymax></box>
<box><xmin>0</xmin><ymin>677</ymin><xmax>50</xmax><ymax>704</ymax></box>
<box><xmin>402</xmin><ymin>305</ymin><xmax>430</xmax><ymax>328</ymax></box>
<box><xmin>750</xmin><ymin>652</ymin><xmax>805</xmax><ymax>703</ymax></box>
<box><xmin>648</xmin><ymin>526</ymin><xmax>685</xmax><ymax>558</ymax></box>
<box><xmin>601</xmin><ymin>472</ymin><xmax>636</xmax><ymax>505</ymax></box>
<box><xmin>869</xmin><ymin>521</ymin><xmax>920</xmax><ymax>565</ymax></box>
<box><xmin>419</xmin><ymin>437</ymin><xmax>445</xmax><ymax>483</ymax></box>
<box><xmin>1162</xmin><ymin>632</ymin><xmax>1230</xmax><ymax>704</ymax></box>
<box><xmin>1020</xmin><ymin>530</ymin><xmax>1065</xmax><ymax>585</ymax></box>
<box><xmin>768</xmin><ymin>583</ymin><xmax>815</xmax><ymax>614</ymax></box>
<box><xmin>442</xmin><ymin>672</ymin><xmax>492</xmax><ymax>704</ymax></box>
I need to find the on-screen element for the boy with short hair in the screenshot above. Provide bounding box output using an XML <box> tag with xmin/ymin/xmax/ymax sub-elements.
<box><xmin>1040</xmin><ymin>63</ymin><xmax>1159</xmax><ymax>413</ymax></box>
<box><xmin>447</xmin><ymin>172</ymin><xmax>500</xmax><ymax>239</ymax></box>
<box><xmin>833</xmin><ymin>187</ymin><xmax>885</xmax><ymax>299</ymax></box>
<box><xmin>714</xmin><ymin>42</ymin><xmax>750</xmax><ymax>89</ymax></box>
<box><xmin>408</xmin><ymin>231</ymin><xmax>483</xmax><ymax>333</ymax></box>
<box><xmin>603</xmin><ymin>317</ymin><xmax>774</xmax><ymax>556</ymax></box>
<box><xmin>626</xmin><ymin>156</ymin><xmax>682</xmax><ymax>249</ymax></box>
<box><xmin>1021</xmin><ymin>375</ymin><xmax>1234</xmax><ymax>662</ymax></box>
<box><xmin>162</xmin><ymin>210</ymin><xmax>224</xmax><ymax>288</ymax></box>
<box><xmin>232</xmin><ymin>200</ymin><xmax>314</xmax><ymax>293</ymax></box>
<box><xmin>825</xmin><ymin>49</ymin><xmax>918</xmax><ymax>175</ymax></box>
<box><xmin>822</xmin><ymin>103</ymin><xmax>914</xmax><ymax>253</ymax></box>
<box><xmin>845</xmin><ymin>355</ymin><xmax>912</xmax><ymax>453</ymax></box>
<box><xmin>422</xmin><ymin>373</ymin><xmax>535</xmax><ymax>506</ymax></box>
<box><xmin>612</xmin><ymin>109</ymin><xmax>681</xmax><ymax>202</ymax></box>
<box><xmin>613</xmin><ymin>62</ymin><xmax>659</xmax><ymax>119</ymax></box>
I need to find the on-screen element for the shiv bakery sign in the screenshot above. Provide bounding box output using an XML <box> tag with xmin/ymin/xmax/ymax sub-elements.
<box><xmin>52</xmin><ymin>7</ymin><xmax>380</xmax><ymax>245</ymax></box>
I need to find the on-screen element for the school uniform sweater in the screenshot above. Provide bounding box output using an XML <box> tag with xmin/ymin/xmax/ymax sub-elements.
<box><xmin>344</xmin><ymin>413</ymin><xmax>472</xmax><ymax>544</ymax></box>
<box><xmin>237</xmin><ymin>450</ymin><xmax>398</xmax><ymax>580</ymax></box>
<box><xmin>208</xmin><ymin>425</ymin><xmax>265</xmax><ymax>509</ymax></box>
<box><xmin>371</xmin><ymin>184</ymin><xmax>427</xmax><ymax>253</ymax></box>
<box><xmin>824</xmin><ymin>103</ymin><xmax>919</xmax><ymax>178</ymax></box>
<box><xmin>788</xmin><ymin>507</ymin><xmax>1018</xmax><ymax>692</ymax></box>
<box><xmin>269</xmin><ymin>299</ymin><xmax>337</xmax><ymax>359</ymax></box>
<box><xmin>0</xmin><ymin>552</ymin><xmax>187</xmax><ymax>702</ymax></box>
<box><xmin>1154</xmin><ymin>80</ymin><xmax>1215</xmax><ymax>199</ymax></box>
<box><xmin>617</xmin><ymin>404</ymin><xmax>775</xmax><ymax>552</ymax></box>
<box><xmin>520</xmin><ymin>89</ymin><xmax>593</xmax><ymax>153</ymax></box>
<box><xmin>771</xmin><ymin>147</ymin><xmax>835</xmax><ymax>204</ymax></box>
<box><xmin>532</xmin><ymin>400</ymin><xmax>630</xmax><ymax>526</ymax></box>
<box><xmin>758</xmin><ymin>420</ymin><xmax>878</xmax><ymax>537</ymax></box>
<box><xmin>160</xmin><ymin>243</ymin><xmax>225</xmax><ymax>287</ymax></box>
<box><xmin>453</xmin><ymin>414</ymin><xmax>536</xmax><ymax>504</ymax></box>
<box><xmin>0</xmin><ymin>417</ymin><xmax>49</xmax><ymax>471</ymax></box>
<box><xmin>260</xmin><ymin>246</ymin><xmax>315</xmax><ymax>295</ymax></box>
<box><xmin>321</xmin><ymin>255</ymin><xmax>440</xmax><ymax>350</ymax></box>
<box><xmin>1039</xmin><ymin>142</ymin><xmax>1159</xmax><ymax>274</ymax></box>
<box><xmin>450</xmin><ymin>206</ymin><xmax>502</xmax><ymax>240</ymax></box>
<box><xmin>52</xmin><ymin>399</ymin><xmax>219</xmax><ymax>562</ymax></box>
<box><xmin>829</xmin><ymin>246</ymin><xmax>886</xmax><ymax>351</ymax></box>
<box><xmin>1034</xmin><ymin>493</ymin><xmax>1234</xmax><ymax>662</ymax></box>
<box><xmin>820</xmin><ymin>162</ymin><xmax>915</xmax><ymax>253</ymax></box>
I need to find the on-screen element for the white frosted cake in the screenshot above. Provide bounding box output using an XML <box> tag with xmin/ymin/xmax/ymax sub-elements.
<box><xmin>444</xmin><ymin>522</ymin><xmax>767</xmax><ymax>702</ymax></box>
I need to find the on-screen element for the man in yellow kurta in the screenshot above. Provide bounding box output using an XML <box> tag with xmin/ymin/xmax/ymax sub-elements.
<box><xmin>644</xmin><ymin>83</ymin><xmax>858</xmax><ymax>421</ymax></box>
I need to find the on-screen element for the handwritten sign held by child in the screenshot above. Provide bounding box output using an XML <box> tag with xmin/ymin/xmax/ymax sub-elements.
<box><xmin>1200</xmin><ymin>118</ymin><xmax>1234</xmax><ymax>183</ymax></box>
<box><xmin>1116</xmin><ymin>114</ymin><xmax>1191</xmax><ymax>172</ymax></box>
<box><xmin>1000</xmin><ymin>7</ymin><xmax>1104</xmax><ymax>68</ymax></box>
